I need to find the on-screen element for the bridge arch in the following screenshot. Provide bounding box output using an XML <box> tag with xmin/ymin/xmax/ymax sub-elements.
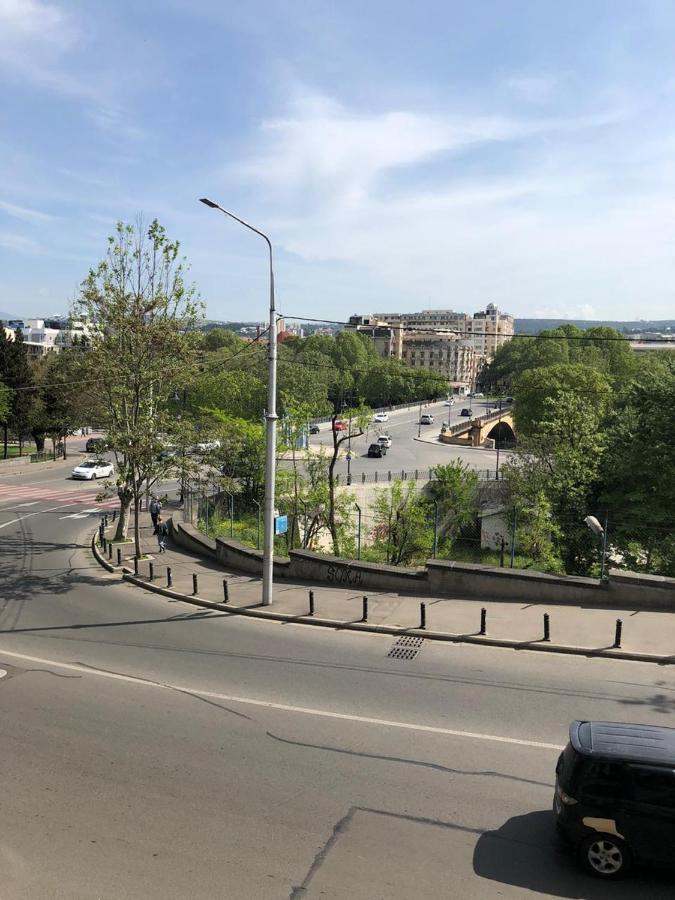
<box><xmin>486</xmin><ymin>421</ymin><xmax>516</xmax><ymax>448</ymax></box>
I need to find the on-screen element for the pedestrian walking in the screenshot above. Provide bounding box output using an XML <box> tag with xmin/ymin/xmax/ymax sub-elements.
<box><xmin>156</xmin><ymin>518</ymin><xmax>169</xmax><ymax>553</ymax></box>
<box><xmin>150</xmin><ymin>496</ymin><xmax>162</xmax><ymax>531</ymax></box>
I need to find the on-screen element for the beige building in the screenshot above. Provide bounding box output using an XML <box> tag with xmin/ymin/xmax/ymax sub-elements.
<box><xmin>469</xmin><ymin>303</ymin><xmax>514</xmax><ymax>358</ymax></box>
<box><xmin>345</xmin><ymin>315</ymin><xmax>403</xmax><ymax>359</ymax></box>
<box><xmin>401</xmin><ymin>333</ymin><xmax>477</xmax><ymax>387</ymax></box>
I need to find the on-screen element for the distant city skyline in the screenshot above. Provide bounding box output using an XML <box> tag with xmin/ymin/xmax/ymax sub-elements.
<box><xmin>2</xmin><ymin>2</ymin><xmax>675</xmax><ymax>321</ymax></box>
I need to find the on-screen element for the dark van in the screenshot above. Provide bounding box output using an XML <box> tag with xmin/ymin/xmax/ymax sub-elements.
<box><xmin>555</xmin><ymin>720</ymin><xmax>675</xmax><ymax>878</ymax></box>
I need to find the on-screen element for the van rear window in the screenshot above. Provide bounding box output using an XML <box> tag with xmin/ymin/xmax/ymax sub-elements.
<box><xmin>557</xmin><ymin>743</ymin><xmax>580</xmax><ymax>788</ymax></box>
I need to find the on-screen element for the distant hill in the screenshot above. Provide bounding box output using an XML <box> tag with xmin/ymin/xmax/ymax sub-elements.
<box><xmin>0</xmin><ymin>311</ymin><xmax>18</xmax><ymax>323</ymax></box>
<box><xmin>515</xmin><ymin>318</ymin><xmax>675</xmax><ymax>335</ymax></box>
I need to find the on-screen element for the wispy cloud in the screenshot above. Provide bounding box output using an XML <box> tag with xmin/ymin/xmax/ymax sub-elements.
<box><xmin>0</xmin><ymin>199</ymin><xmax>56</xmax><ymax>223</ymax></box>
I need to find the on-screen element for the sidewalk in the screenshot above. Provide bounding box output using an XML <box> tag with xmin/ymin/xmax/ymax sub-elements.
<box><xmin>98</xmin><ymin>507</ymin><xmax>675</xmax><ymax>663</ymax></box>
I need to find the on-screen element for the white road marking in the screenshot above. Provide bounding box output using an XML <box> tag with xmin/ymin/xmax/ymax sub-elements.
<box><xmin>0</xmin><ymin>669</ymin><xmax>6</xmax><ymax>679</ymax></box>
<box><xmin>58</xmin><ymin>513</ymin><xmax>89</xmax><ymax>520</ymax></box>
<box><xmin>0</xmin><ymin>648</ymin><xmax>562</xmax><ymax>751</ymax></box>
<box><xmin>0</xmin><ymin>512</ymin><xmax>41</xmax><ymax>529</ymax></box>
<box><xmin>12</xmin><ymin>501</ymin><xmax>40</xmax><ymax>508</ymax></box>
<box><xmin>81</xmin><ymin>508</ymin><xmax>102</xmax><ymax>513</ymax></box>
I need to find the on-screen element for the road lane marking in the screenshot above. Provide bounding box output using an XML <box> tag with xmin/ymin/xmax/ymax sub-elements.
<box><xmin>12</xmin><ymin>501</ymin><xmax>40</xmax><ymax>508</ymax></box>
<box><xmin>0</xmin><ymin>669</ymin><xmax>6</xmax><ymax>679</ymax></box>
<box><xmin>0</xmin><ymin>648</ymin><xmax>562</xmax><ymax>751</ymax></box>
<box><xmin>58</xmin><ymin>513</ymin><xmax>90</xmax><ymax>520</ymax></box>
<box><xmin>0</xmin><ymin>512</ymin><xmax>42</xmax><ymax>529</ymax></box>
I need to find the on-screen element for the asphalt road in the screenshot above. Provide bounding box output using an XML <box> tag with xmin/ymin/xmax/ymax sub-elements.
<box><xmin>308</xmin><ymin>398</ymin><xmax>512</xmax><ymax>480</ymax></box>
<box><xmin>0</xmin><ymin>462</ymin><xmax>673</xmax><ymax>898</ymax></box>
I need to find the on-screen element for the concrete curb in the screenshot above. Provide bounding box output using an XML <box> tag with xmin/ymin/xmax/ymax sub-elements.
<box><xmin>91</xmin><ymin>532</ymin><xmax>116</xmax><ymax>572</ymax></box>
<box><xmin>89</xmin><ymin>529</ymin><xmax>674</xmax><ymax>666</ymax></box>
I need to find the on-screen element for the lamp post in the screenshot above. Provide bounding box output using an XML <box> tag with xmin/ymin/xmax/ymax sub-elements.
<box><xmin>495</xmin><ymin>398</ymin><xmax>503</xmax><ymax>479</ymax></box>
<box><xmin>584</xmin><ymin>513</ymin><xmax>609</xmax><ymax>580</ymax></box>
<box><xmin>200</xmin><ymin>198</ymin><xmax>277</xmax><ymax>606</ymax></box>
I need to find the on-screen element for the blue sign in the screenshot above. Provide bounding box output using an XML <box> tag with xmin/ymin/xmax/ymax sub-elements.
<box><xmin>274</xmin><ymin>515</ymin><xmax>288</xmax><ymax>535</ymax></box>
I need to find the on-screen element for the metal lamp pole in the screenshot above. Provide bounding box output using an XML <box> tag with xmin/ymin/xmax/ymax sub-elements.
<box><xmin>495</xmin><ymin>398</ymin><xmax>502</xmax><ymax>479</ymax></box>
<box><xmin>200</xmin><ymin>198</ymin><xmax>277</xmax><ymax>606</ymax></box>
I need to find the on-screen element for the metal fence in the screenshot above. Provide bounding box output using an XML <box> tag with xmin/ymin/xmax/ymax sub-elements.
<box><xmin>30</xmin><ymin>447</ymin><xmax>65</xmax><ymax>464</ymax></box>
<box><xmin>335</xmin><ymin>467</ymin><xmax>505</xmax><ymax>485</ymax></box>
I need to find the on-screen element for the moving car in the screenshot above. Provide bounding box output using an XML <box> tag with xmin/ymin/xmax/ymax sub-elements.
<box><xmin>85</xmin><ymin>437</ymin><xmax>105</xmax><ymax>452</ymax></box>
<box><xmin>309</xmin><ymin>423</ymin><xmax>320</xmax><ymax>434</ymax></box>
<box><xmin>367</xmin><ymin>443</ymin><xmax>386</xmax><ymax>458</ymax></box>
<box><xmin>377</xmin><ymin>434</ymin><xmax>392</xmax><ymax>448</ymax></box>
<box><xmin>555</xmin><ymin>720</ymin><xmax>675</xmax><ymax>878</ymax></box>
<box><xmin>444</xmin><ymin>398</ymin><xmax>455</xmax><ymax>406</ymax></box>
<box><xmin>373</xmin><ymin>412</ymin><xmax>389</xmax><ymax>423</ymax></box>
<box><xmin>334</xmin><ymin>421</ymin><xmax>347</xmax><ymax>431</ymax></box>
<box><xmin>460</xmin><ymin>408</ymin><xmax>472</xmax><ymax>416</ymax></box>
<box><xmin>420</xmin><ymin>413</ymin><xmax>434</xmax><ymax>425</ymax></box>
<box><xmin>71</xmin><ymin>459</ymin><xmax>114</xmax><ymax>480</ymax></box>
<box><xmin>473</xmin><ymin>392</ymin><xmax>485</xmax><ymax>398</ymax></box>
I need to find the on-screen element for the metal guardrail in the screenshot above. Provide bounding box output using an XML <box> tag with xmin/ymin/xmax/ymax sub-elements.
<box><xmin>335</xmin><ymin>467</ymin><xmax>504</xmax><ymax>485</ymax></box>
<box><xmin>30</xmin><ymin>448</ymin><xmax>65</xmax><ymax>463</ymax></box>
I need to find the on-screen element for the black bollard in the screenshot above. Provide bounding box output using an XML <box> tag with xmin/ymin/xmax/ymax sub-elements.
<box><xmin>116</xmin><ymin>547</ymin><xmax>121</xmax><ymax>566</ymax></box>
<box><xmin>420</xmin><ymin>602</ymin><xmax>426</xmax><ymax>630</ymax></box>
<box><xmin>192</xmin><ymin>573</ymin><xmax>198</xmax><ymax>596</ymax></box>
<box><xmin>104</xmin><ymin>514</ymin><xmax>108</xmax><ymax>527</ymax></box>
<box><xmin>108</xmin><ymin>542</ymin><xmax>112</xmax><ymax>560</ymax></box>
<box><xmin>134</xmin><ymin>556</ymin><xmax>139</xmax><ymax>576</ymax></box>
<box><xmin>308</xmin><ymin>589</ymin><xmax>315</xmax><ymax>617</ymax></box>
<box><xmin>613</xmin><ymin>619</ymin><xmax>623</xmax><ymax>649</ymax></box>
<box><xmin>149</xmin><ymin>561</ymin><xmax>154</xmax><ymax>581</ymax></box>
<box><xmin>480</xmin><ymin>607</ymin><xmax>487</xmax><ymax>635</ymax></box>
<box><xmin>362</xmin><ymin>596</ymin><xmax>369</xmax><ymax>623</ymax></box>
<box><xmin>112</xmin><ymin>510</ymin><xmax>117</xmax><ymax>522</ymax></box>
<box><xmin>499</xmin><ymin>538</ymin><xmax>505</xmax><ymax>568</ymax></box>
<box><xmin>543</xmin><ymin>613</ymin><xmax>550</xmax><ymax>642</ymax></box>
<box><xmin>222</xmin><ymin>579</ymin><xmax>229</xmax><ymax>603</ymax></box>
<box><xmin>167</xmin><ymin>567</ymin><xmax>172</xmax><ymax>588</ymax></box>
<box><xmin>101</xmin><ymin>536</ymin><xmax>106</xmax><ymax>553</ymax></box>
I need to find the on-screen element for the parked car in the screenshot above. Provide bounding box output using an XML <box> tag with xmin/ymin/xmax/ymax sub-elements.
<box><xmin>555</xmin><ymin>719</ymin><xmax>675</xmax><ymax>878</ymax></box>
<box><xmin>473</xmin><ymin>392</ymin><xmax>485</xmax><ymax>398</ymax></box>
<box><xmin>333</xmin><ymin>421</ymin><xmax>347</xmax><ymax>431</ymax></box>
<box><xmin>420</xmin><ymin>413</ymin><xmax>434</xmax><ymax>425</ymax></box>
<box><xmin>194</xmin><ymin>439</ymin><xmax>221</xmax><ymax>453</ymax></box>
<box><xmin>71</xmin><ymin>459</ymin><xmax>113</xmax><ymax>480</ymax></box>
<box><xmin>460</xmin><ymin>408</ymin><xmax>472</xmax><ymax>416</ymax></box>
<box><xmin>377</xmin><ymin>434</ymin><xmax>392</xmax><ymax>448</ymax></box>
<box><xmin>158</xmin><ymin>447</ymin><xmax>178</xmax><ymax>461</ymax></box>
<box><xmin>505</xmin><ymin>396</ymin><xmax>514</xmax><ymax>404</ymax></box>
<box><xmin>373</xmin><ymin>412</ymin><xmax>389</xmax><ymax>423</ymax></box>
<box><xmin>367</xmin><ymin>443</ymin><xmax>386</xmax><ymax>458</ymax></box>
<box><xmin>85</xmin><ymin>437</ymin><xmax>105</xmax><ymax>452</ymax></box>
<box><xmin>309</xmin><ymin>423</ymin><xmax>320</xmax><ymax>434</ymax></box>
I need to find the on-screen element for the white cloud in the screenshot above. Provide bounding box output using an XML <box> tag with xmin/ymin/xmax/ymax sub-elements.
<box><xmin>0</xmin><ymin>231</ymin><xmax>40</xmax><ymax>252</ymax></box>
<box><xmin>0</xmin><ymin>199</ymin><xmax>56</xmax><ymax>223</ymax></box>
<box><xmin>506</xmin><ymin>74</ymin><xmax>560</xmax><ymax>103</ymax></box>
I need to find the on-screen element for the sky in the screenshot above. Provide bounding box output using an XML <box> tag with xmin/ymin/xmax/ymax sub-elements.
<box><xmin>2</xmin><ymin>0</ymin><xmax>675</xmax><ymax>324</ymax></box>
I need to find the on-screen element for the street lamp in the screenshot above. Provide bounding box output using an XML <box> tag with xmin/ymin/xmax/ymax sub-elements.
<box><xmin>200</xmin><ymin>197</ymin><xmax>277</xmax><ymax>606</ymax></box>
<box><xmin>584</xmin><ymin>514</ymin><xmax>608</xmax><ymax>580</ymax></box>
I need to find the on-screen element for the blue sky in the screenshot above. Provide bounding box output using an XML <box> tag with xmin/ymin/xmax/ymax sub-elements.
<box><xmin>2</xmin><ymin>0</ymin><xmax>675</xmax><ymax>323</ymax></box>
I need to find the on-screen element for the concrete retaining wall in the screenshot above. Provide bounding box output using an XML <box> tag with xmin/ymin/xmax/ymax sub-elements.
<box><xmin>170</xmin><ymin>517</ymin><xmax>675</xmax><ymax>611</ymax></box>
<box><xmin>288</xmin><ymin>549</ymin><xmax>427</xmax><ymax>593</ymax></box>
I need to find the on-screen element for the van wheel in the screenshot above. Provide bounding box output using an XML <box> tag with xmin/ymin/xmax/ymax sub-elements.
<box><xmin>579</xmin><ymin>834</ymin><xmax>631</xmax><ymax>878</ymax></box>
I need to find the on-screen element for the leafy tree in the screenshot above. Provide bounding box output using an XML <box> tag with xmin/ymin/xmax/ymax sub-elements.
<box><xmin>76</xmin><ymin>219</ymin><xmax>202</xmax><ymax>557</ymax></box>
<box><xmin>599</xmin><ymin>361</ymin><xmax>675</xmax><ymax>575</ymax></box>
<box><xmin>327</xmin><ymin>404</ymin><xmax>372</xmax><ymax>555</ymax></box>
<box><xmin>0</xmin><ymin>379</ymin><xmax>9</xmax><ymax>426</ymax></box>
<box><xmin>513</xmin><ymin>363</ymin><xmax>611</xmax><ymax>438</ymax></box>
<box><xmin>427</xmin><ymin>461</ymin><xmax>479</xmax><ymax>553</ymax></box>
<box><xmin>369</xmin><ymin>480</ymin><xmax>431</xmax><ymax>565</ymax></box>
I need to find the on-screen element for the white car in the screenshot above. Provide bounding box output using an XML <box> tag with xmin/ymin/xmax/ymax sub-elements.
<box><xmin>420</xmin><ymin>413</ymin><xmax>434</xmax><ymax>425</ymax></box>
<box><xmin>373</xmin><ymin>412</ymin><xmax>389</xmax><ymax>423</ymax></box>
<box><xmin>195</xmin><ymin>439</ymin><xmax>221</xmax><ymax>452</ymax></box>
<box><xmin>377</xmin><ymin>434</ymin><xmax>392</xmax><ymax>448</ymax></box>
<box><xmin>444</xmin><ymin>398</ymin><xmax>456</xmax><ymax>406</ymax></box>
<box><xmin>71</xmin><ymin>459</ymin><xmax>114</xmax><ymax>480</ymax></box>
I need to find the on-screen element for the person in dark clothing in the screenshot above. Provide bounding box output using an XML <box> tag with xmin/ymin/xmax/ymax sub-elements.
<box><xmin>156</xmin><ymin>518</ymin><xmax>169</xmax><ymax>553</ymax></box>
<box><xmin>150</xmin><ymin>496</ymin><xmax>162</xmax><ymax>531</ymax></box>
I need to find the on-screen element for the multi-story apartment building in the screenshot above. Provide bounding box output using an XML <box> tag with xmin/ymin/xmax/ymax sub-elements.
<box><xmin>345</xmin><ymin>315</ymin><xmax>403</xmax><ymax>359</ymax></box>
<box><xmin>400</xmin><ymin>334</ymin><xmax>477</xmax><ymax>387</ymax></box>
<box><xmin>469</xmin><ymin>303</ymin><xmax>514</xmax><ymax>358</ymax></box>
<box><xmin>371</xmin><ymin>309</ymin><xmax>471</xmax><ymax>335</ymax></box>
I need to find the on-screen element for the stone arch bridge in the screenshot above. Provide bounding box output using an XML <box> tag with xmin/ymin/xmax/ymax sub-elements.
<box><xmin>439</xmin><ymin>407</ymin><xmax>516</xmax><ymax>448</ymax></box>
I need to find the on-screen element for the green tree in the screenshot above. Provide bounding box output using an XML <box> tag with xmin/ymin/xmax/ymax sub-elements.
<box><xmin>369</xmin><ymin>480</ymin><xmax>431</xmax><ymax>565</ymax></box>
<box><xmin>427</xmin><ymin>461</ymin><xmax>479</xmax><ymax>553</ymax></box>
<box><xmin>76</xmin><ymin>219</ymin><xmax>202</xmax><ymax>557</ymax></box>
<box><xmin>599</xmin><ymin>361</ymin><xmax>675</xmax><ymax>575</ymax></box>
<box><xmin>513</xmin><ymin>363</ymin><xmax>611</xmax><ymax>438</ymax></box>
<box><xmin>327</xmin><ymin>404</ymin><xmax>372</xmax><ymax>555</ymax></box>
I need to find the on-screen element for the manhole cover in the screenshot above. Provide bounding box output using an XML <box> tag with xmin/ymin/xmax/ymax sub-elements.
<box><xmin>387</xmin><ymin>635</ymin><xmax>424</xmax><ymax>660</ymax></box>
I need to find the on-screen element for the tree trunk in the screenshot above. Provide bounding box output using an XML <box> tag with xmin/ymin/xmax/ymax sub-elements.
<box><xmin>133</xmin><ymin>492</ymin><xmax>141</xmax><ymax>560</ymax></box>
<box><xmin>33</xmin><ymin>432</ymin><xmax>45</xmax><ymax>452</ymax></box>
<box><xmin>114</xmin><ymin>487</ymin><xmax>133</xmax><ymax>541</ymax></box>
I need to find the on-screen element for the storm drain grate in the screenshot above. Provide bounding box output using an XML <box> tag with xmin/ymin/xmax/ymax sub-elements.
<box><xmin>387</xmin><ymin>635</ymin><xmax>425</xmax><ymax>660</ymax></box>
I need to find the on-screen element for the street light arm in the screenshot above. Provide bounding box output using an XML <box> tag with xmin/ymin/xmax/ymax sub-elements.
<box><xmin>199</xmin><ymin>198</ymin><xmax>273</xmax><ymax>262</ymax></box>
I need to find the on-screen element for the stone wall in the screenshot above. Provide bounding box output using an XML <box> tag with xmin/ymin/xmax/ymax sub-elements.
<box><xmin>170</xmin><ymin>517</ymin><xmax>675</xmax><ymax>611</ymax></box>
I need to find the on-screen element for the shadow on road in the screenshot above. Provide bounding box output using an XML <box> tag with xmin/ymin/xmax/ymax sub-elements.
<box><xmin>473</xmin><ymin>810</ymin><xmax>674</xmax><ymax>898</ymax></box>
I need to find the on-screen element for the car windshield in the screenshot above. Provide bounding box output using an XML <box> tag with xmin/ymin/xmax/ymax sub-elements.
<box><xmin>78</xmin><ymin>462</ymin><xmax>97</xmax><ymax>468</ymax></box>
